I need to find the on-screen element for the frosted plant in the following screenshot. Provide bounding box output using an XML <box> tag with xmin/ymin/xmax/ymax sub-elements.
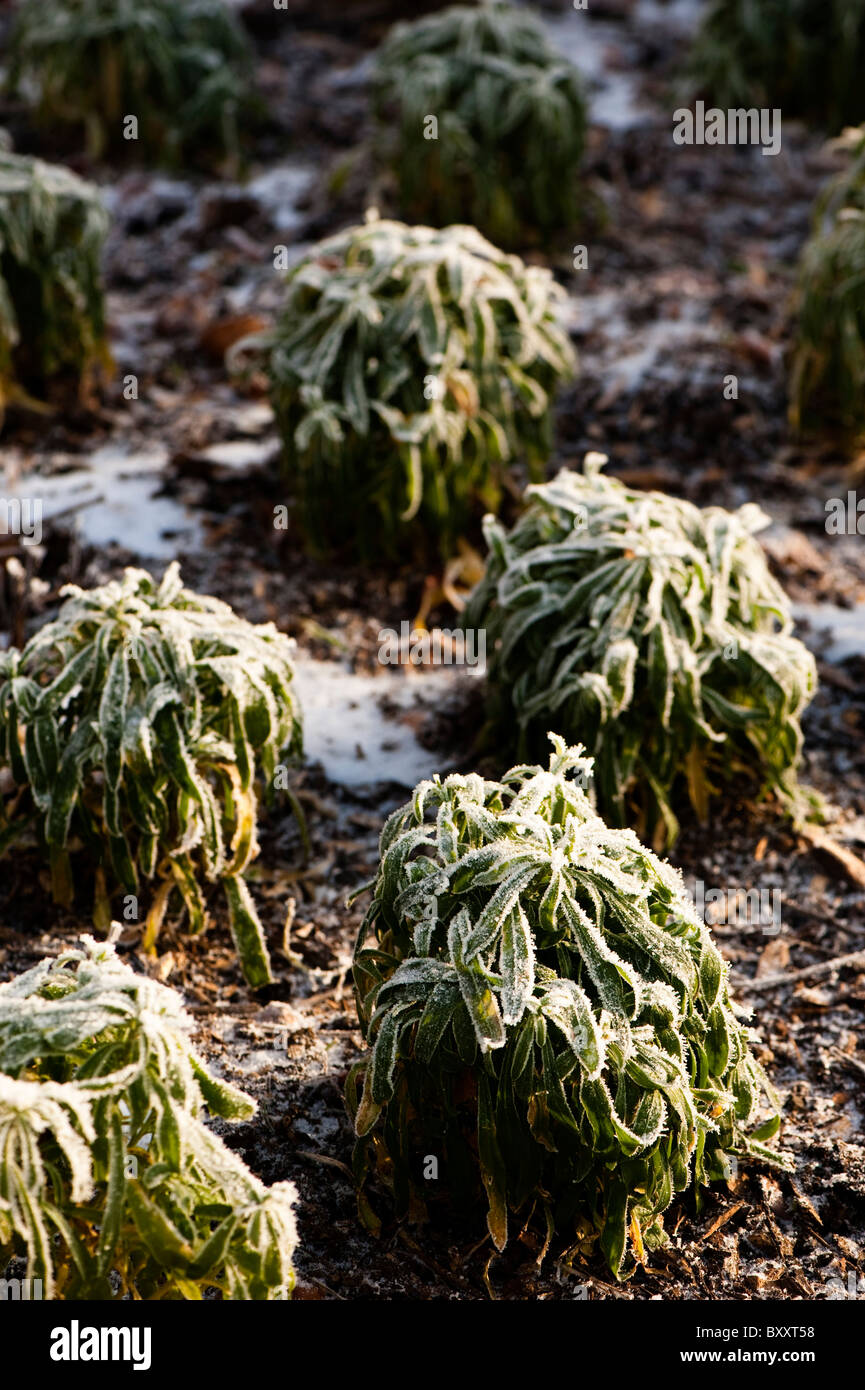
<box><xmin>791</xmin><ymin>126</ymin><xmax>865</xmax><ymax>440</ymax></box>
<box><xmin>0</xmin><ymin>934</ymin><xmax>298</xmax><ymax>1299</ymax></box>
<box><xmin>264</xmin><ymin>215</ymin><xmax>576</xmax><ymax>559</ymax></box>
<box><xmin>8</xmin><ymin>0</ymin><xmax>254</xmax><ymax>167</ymax></box>
<box><xmin>686</xmin><ymin>0</ymin><xmax>865</xmax><ymax>132</ymax></box>
<box><xmin>372</xmin><ymin>1</ymin><xmax>587</xmax><ymax>247</ymax></box>
<box><xmin>349</xmin><ymin>738</ymin><xmax>788</xmax><ymax>1280</ymax></box>
<box><xmin>463</xmin><ymin>456</ymin><xmax>817</xmax><ymax>848</ymax></box>
<box><xmin>0</xmin><ymin>152</ymin><xmax>108</xmax><ymax>420</ymax></box>
<box><xmin>0</xmin><ymin>563</ymin><xmax>303</xmax><ymax>987</ymax></box>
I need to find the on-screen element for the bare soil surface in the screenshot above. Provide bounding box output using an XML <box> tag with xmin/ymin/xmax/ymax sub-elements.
<box><xmin>0</xmin><ymin>0</ymin><xmax>863</xmax><ymax>1300</ymax></box>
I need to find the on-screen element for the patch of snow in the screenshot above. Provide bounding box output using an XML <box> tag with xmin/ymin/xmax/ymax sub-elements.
<box><xmin>793</xmin><ymin>602</ymin><xmax>865</xmax><ymax>664</ymax></box>
<box><xmin>293</xmin><ymin>655</ymin><xmax>480</xmax><ymax>790</ymax></box>
<box><xmin>247</xmin><ymin>163</ymin><xmax>316</xmax><ymax>233</ymax></box>
<box><xmin>540</xmin><ymin>6</ymin><xmax>654</xmax><ymax>131</ymax></box>
<box><xmin>7</xmin><ymin>442</ymin><xmax>203</xmax><ymax>560</ymax></box>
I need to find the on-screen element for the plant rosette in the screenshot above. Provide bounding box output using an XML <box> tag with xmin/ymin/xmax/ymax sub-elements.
<box><xmin>464</xmin><ymin>454</ymin><xmax>818</xmax><ymax>848</ymax></box>
<box><xmin>0</xmin><ymin>933</ymin><xmax>298</xmax><ymax>1299</ymax></box>
<box><xmin>0</xmin><ymin>563</ymin><xmax>303</xmax><ymax>988</ymax></box>
<box><xmin>349</xmin><ymin>736</ymin><xmax>789</xmax><ymax>1280</ymax></box>
<box><xmin>263</xmin><ymin>215</ymin><xmax>576</xmax><ymax>560</ymax></box>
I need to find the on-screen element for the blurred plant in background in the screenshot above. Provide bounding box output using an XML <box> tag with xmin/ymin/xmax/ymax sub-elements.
<box><xmin>8</xmin><ymin>0</ymin><xmax>254</xmax><ymax>167</ymax></box>
<box><xmin>0</xmin><ymin>564</ymin><xmax>303</xmax><ymax>988</ymax></box>
<box><xmin>349</xmin><ymin>737</ymin><xmax>787</xmax><ymax>1280</ymax></box>
<box><xmin>790</xmin><ymin>126</ymin><xmax>865</xmax><ymax>441</ymax></box>
<box><xmin>0</xmin><ymin>935</ymin><xmax>298</xmax><ymax>1298</ymax></box>
<box><xmin>0</xmin><ymin>151</ymin><xmax>108</xmax><ymax>422</ymax></box>
<box><xmin>464</xmin><ymin>456</ymin><xmax>817</xmax><ymax>849</ymax></box>
<box><xmin>372</xmin><ymin>1</ymin><xmax>587</xmax><ymax>247</ymax></box>
<box><xmin>687</xmin><ymin>0</ymin><xmax>865</xmax><ymax>132</ymax></box>
<box><xmin>264</xmin><ymin>215</ymin><xmax>576</xmax><ymax>560</ymax></box>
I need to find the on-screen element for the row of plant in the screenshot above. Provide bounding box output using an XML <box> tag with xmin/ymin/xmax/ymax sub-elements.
<box><xmin>6</xmin><ymin>0</ymin><xmax>588</xmax><ymax>233</ymax></box>
<box><xmin>4</xmin><ymin>1</ymin><xmax>865</xmax><ymax>441</ymax></box>
<box><xmin>0</xmin><ymin>0</ymin><xmax>842</xmax><ymax>1296</ymax></box>
<box><xmin>4</xmin><ymin>132</ymin><xmax>865</xmax><ymax>448</ymax></box>
<box><xmin>4</xmin><ymin>146</ymin><xmax>865</xmax><ymax>508</ymax></box>
<box><xmin>0</xmin><ymin>449</ymin><xmax>817</xmax><ymax>965</ymax></box>
<box><xmin>0</xmin><ymin>455</ymin><xmax>816</xmax><ymax>1290</ymax></box>
<box><xmin>8</xmin><ymin>1</ymin><xmax>865</xmax><ymax>181</ymax></box>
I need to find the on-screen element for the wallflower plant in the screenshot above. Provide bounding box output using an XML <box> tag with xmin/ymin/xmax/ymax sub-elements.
<box><xmin>372</xmin><ymin>1</ymin><xmax>587</xmax><ymax>247</ymax></box>
<box><xmin>0</xmin><ymin>564</ymin><xmax>303</xmax><ymax>988</ymax></box>
<box><xmin>0</xmin><ymin>151</ymin><xmax>108</xmax><ymax>420</ymax></box>
<box><xmin>263</xmin><ymin>215</ymin><xmax>576</xmax><ymax>559</ymax></box>
<box><xmin>349</xmin><ymin>737</ymin><xmax>787</xmax><ymax>1280</ymax></box>
<box><xmin>464</xmin><ymin>456</ymin><xmax>817</xmax><ymax>848</ymax></box>
<box><xmin>9</xmin><ymin>0</ymin><xmax>254</xmax><ymax>167</ymax></box>
<box><xmin>790</xmin><ymin>126</ymin><xmax>865</xmax><ymax>441</ymax></box>
<box><xmin>0</xmin><ymin>933</ymin><xmax>297</xmax><ymax>1299</ymax></box>
<box><xmin>686</xmin><ymin>0</ymin><xmax>865</xmax><ymax>133</ymax></box>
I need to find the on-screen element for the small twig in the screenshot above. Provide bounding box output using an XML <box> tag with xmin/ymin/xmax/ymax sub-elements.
<box><xmin>796</xmin><ymin>823</ymin><xmax>865</xmax><ymax>888</ymax></box>
<box><xmin>395</xmin><ymin>1228</ymin><xmax>470</xmax><ymax>1294</ymax></box>
<box><xmin>42</xmin><ymin>493</ymin><xmax>104</xmax><ymax>524</ymax></box>
<box><xmin>736</xmin><ymin>948</ymin><xmax>865</xmax><ymax>993</ymax></box>
<box><xmin>783</xmin><ymin>898</ymin><xmax>846</xmax><ymax>929</ymax></box>
<box><xmin>697</xmin><ymin>1200</ymin><xmax>745</xmax><ymax>1244</ymax></box>
<box><xmin>295</xmin><ymin>1276</ymin><xmax>345</xmax><ymax>1301</ymax></box>
<box><xmin>296</xmin><ymin>1150</ymin><xmax>353</xmax><ymax>1181</ymax></box>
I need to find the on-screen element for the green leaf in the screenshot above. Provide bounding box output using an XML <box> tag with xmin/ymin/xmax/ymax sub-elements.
<box><xmin>98</xmin><ymin>645</ymin><xmax>130</xmax><ymax>834</ymax></box>
<box><xmin>599</xmin><ymin>1180</ymin><xmax>629</xmax><ymax>1280</ymax></box>
<box><xmin>449</xmin><ymin>911</ymin><xmax>505</xmax><ymax>1052</ymax></box>
<box><xmin>478</xmin><ymin>1071</ymin><xmax>508</xmax><ymax>1251</ymax></box>
<box><xmin>223</xmin><ymin>875</ymin><xmax>273</xmax><ymax>989</ymax></box>
<box><xmin>127</xmin><ymin>1181</ymin><xmax>193</xmax><ymax>1268</ymax></box>
<box><xmin>499</xmin><ymin>904</ymin><xmax>535</xmax><ymax>1026</ymax></box>
<box><xmin>96</xmin><ymin>1109</ymin><xmax>126</xmax><ymax>1277</ymax></box>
